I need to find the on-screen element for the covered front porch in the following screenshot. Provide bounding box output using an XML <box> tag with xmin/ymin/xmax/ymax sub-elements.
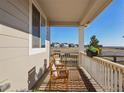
<box><xmin>33</xmin><ymin>0</ymin><xmax>123</xmax><ymax>92</ymax></box>
<box><xmin>1</xmin><ymin>0</ymin><xmax>124</xmax><ymax>92</ymax></box>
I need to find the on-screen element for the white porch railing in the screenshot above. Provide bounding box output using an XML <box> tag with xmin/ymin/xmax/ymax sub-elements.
<box><xmin>53</xmin><ymin>52</ymin><xmax>78</xmax><ymax>67</ymax></box>
<box><xmin>80</xmin><ymin>52</ymin><xmax>124</xmax><ymax>92</ymax></box>
<box><xmin>60</xmin><ymin>53</ymin><xmax>78</xmax><ymax>66</ymax></box>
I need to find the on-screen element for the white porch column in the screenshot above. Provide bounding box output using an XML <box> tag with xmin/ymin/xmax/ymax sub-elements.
<box><xmin>46</xmin><ymin>25</ymin><xmax>51</xmax><ymax>68</ymax></box>
<box><xmin>78</xmin><ymin>26</ymin><xmax>85</xmax><ymax>66</ymax></box>
<box><xmin>79</xmin><ymin>26</ymin><xmax>85</xmax><ymax>52</ymax></box>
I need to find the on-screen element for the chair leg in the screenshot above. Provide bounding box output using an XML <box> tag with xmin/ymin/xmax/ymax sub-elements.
<box><xmin>65</xmin><ymin>78</ymin><xmax>68</xmax><ymax>90</ymax></box>
<box><xmin>49</xmin><ymin>79</ymin><xmax>52</xmax><ymax>90</ymax></box>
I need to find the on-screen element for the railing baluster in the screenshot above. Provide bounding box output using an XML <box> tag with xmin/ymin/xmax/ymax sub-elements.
<box><xmin>106</xmin><ymin>65</ymin><xmax>108</xmax><ymax>91</ymax></box>
<box><xmin>96</xmin><ymin>61</ymin><xmax>98</xmax><ymax>80</ymax></box>
<box><xmin>119</xmin><ymin>69</ymin><xmax>122</xmax><ymax>92</ymax></box>
<box><xmin>107</xmin><ymin>65</ymin><xmax>110</xmax><ymax>91</ymax></box>
<box><xmin>101</xmin><ymin>62</ymin><xmax>104</xmax><ymax>88</ymax></box>
<box><xmin>103</xmin><ymin>62</ymin><xmax>105</xmax><ymax>89</ymax></box>
<box><xmin>114</xmin><ymin>68</ymin><xmax>118</xmax><ymax>92</ymax></box>
<box><xmin>99</xmin><ymin>62</ymin><xmax>101</xmax><ymax>85</ymax></box>
<box><xmin>110</xmin><ymin>66</ymin><xmax>114</xmax><ymax>92</ymax></box>
<box><xmin>105</xmin><ymin>64</ymin><xmax>107</xmax><ymax>91</ymax></box>
<box><xmin>99</xmin><ymin>62</ymin><xmax>102</xmax><ymax>85</ymax></box>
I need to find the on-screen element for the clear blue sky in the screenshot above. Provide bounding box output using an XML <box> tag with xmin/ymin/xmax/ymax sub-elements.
<box><xmin>51</xmin><ymin>0</ymin><xmax>124</xmax><ymax>46</ymax></box>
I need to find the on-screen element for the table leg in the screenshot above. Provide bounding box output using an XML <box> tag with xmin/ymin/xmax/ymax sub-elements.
<box><xmin>113</xmin><ymin>57</ymin><xmax>116</xmax><ymax>62</ymax></box>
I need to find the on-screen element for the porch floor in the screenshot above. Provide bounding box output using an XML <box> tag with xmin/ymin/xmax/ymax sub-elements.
<box><xmin>32</xmin><ymin>66</ymin><xmax>96</xmax><ymax>92</ymax></box>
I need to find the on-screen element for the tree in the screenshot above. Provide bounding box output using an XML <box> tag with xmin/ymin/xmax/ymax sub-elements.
<box><xmin>86</xmin><ymin>35</ymin><xmax>102</xmax><ymax>57</ymax></box>
<box><xmin>89</xmin><ymin>35</ymin><xmax>99</xmax><ymax>48</ymax></box>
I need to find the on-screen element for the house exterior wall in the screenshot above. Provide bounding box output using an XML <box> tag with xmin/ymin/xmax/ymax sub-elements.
<box><xmin>0</xmin><ymin>0</ymin><xmax>50</xmax><ymax>91</ymax></box>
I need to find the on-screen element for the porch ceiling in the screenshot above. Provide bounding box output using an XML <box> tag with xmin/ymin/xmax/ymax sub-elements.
<box><xmin>37</xmin><ymin>0</ymin><xmax>112</xmax><ymax>26</ymax></box>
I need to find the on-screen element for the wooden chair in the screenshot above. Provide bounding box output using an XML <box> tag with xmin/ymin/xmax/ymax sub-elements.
<box><xmin>49</xmin><ymin>57</ymin><xmax>69</xmax><ymax>90</ymax></box>
<box><xmin>53</xmin><ymin>54</ymin><xmax>67</xmax><ymax>70</ymax></box>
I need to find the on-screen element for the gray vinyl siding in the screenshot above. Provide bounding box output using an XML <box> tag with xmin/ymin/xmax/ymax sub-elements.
<box><xmin>0</xmin><ymin>0</ymin><xmax>29</xmax><ymax>32</ymax></box>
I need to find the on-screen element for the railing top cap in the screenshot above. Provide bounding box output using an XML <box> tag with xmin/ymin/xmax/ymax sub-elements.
<box><xmin>80</xmin><ymin>51</ymin><xmax>124</xmax><ymax>69</ymax></box>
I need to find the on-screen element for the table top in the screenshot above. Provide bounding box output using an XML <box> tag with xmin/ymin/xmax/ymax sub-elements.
<box><xmin>98</xmin><ymin>54</ymin><xmax>124</xmax><ymax>57</ymax></box>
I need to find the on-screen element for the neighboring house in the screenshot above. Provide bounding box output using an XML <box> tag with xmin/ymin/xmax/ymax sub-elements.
<box><xmin>62</xmin><ymin>43</ymin><xmax>69</xmax><ymax>48</ymax></box>
<box><xmin>51</xmin><ymin>43</ymin><xmax>54</xmax><ymax>47</ymax></box>
<box><xmin>51</xmin><ymin>42</ymin><xmax>60</xmax><ymax>48</ymax></box>
<box><xmin>60</xmin><ymin>43</ymin><xmax>64</xmax><ymax>47</ymax></box>
<box><xmin>54</xmin><ymin>43</ymin><xmax>60</xmax><ymax>48</ymax></box>
<box><xmin>0</xmin><ymin>0</ymin><xmax>112</xmax><ymax>92</ymax></box>
<box><xmin>74</xmin><ymin>44</ymin><xmax>79</xmax><ymax>48</ymax></box>
<box><xmin>69</xmin><ymin>43</ymin><xmax>75</xmax><ymax>47</ymax></box>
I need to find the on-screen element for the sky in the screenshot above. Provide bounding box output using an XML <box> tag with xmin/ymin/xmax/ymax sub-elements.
<box><xmin>51</xmin><ymin>0</ymin><xmax>124</xmax><ymax>46</ymax></box>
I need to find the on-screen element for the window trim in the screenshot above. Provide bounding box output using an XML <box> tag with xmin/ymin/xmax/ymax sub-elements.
<box><xmin>29</xmin><ymin>0</ymin><xmax>47</xmax><ymax>55</ymax></box>
<box><xmin>40</xmin><ymin>15</ymin><xmax>46</xmax><ymax>48</ymax></box>
<box><xmin>32</xmin><ymin>4</ymin><xmax>41</xmax><ymax>48</ymax></box>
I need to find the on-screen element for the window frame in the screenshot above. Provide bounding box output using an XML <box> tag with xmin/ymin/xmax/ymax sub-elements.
<box><xmin>29</xmin><ymin>0</ymin><xmax>47</xmax><ymax>55</ymax></box>
<box><xmin>32</xmin><ymin>4</ymin><xmax>41</xmax><ymax>48</ymax></box>
<box><xmin>40</xmin><ymin>15</ymin><xmax>46</xmax><ymax>48</ymax></box>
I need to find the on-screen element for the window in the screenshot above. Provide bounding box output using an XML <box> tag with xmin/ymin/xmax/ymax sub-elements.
<box><xmin>32</xmin><ymin>4</ymin><xmax>40</xmax><ymax>48</ymax></box>
<box><xmin>40</xmin><ymin>16</ymin><xmax>46</xmax><ymax>48</ymax></box>
<box><xmin>29</xmin><ymin>2</ymin><xmax>47</xmax><ymax>55</ymax></box>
